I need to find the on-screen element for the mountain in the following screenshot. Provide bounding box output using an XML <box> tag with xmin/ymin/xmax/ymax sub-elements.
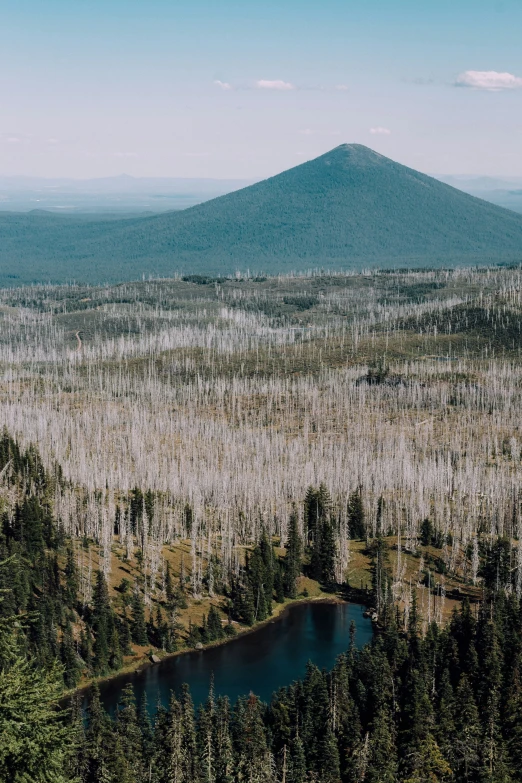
<box><xmin>1</xmin><ymin>144</ymin><xmax>522</xmax><ymax>286</ymax></box>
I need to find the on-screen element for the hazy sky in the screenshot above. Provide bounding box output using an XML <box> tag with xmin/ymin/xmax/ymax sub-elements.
<box><xmin>1</xmin><ymin>0</ymin><xmax>522</xmax><ymax>179</ymax></box>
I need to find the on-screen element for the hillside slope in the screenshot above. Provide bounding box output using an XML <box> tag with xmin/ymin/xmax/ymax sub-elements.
<box><xmin>1</xmin><ymin>144</ymin><xmax>522</xmax><ymax>285</ymax></box>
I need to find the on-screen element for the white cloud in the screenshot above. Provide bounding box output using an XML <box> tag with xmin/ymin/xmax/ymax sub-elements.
<box><xmin>455</xmin><ymin>70</ymin><xmax>522</xmax><ymax>91</ymax></box>
<box><xmin>215</xmin><ymin>80</ymin><xmax>347</xmax><ymax>92</ymax></box>
<box><xmin>1</xmin><ymin>134</ymin><xmax>25</xmax><ymax>144</ymax></box>
<box><xmin>299</xmin><ymin>128</ymin><xmax>314</xmax><ymax>135</ymax></box>
<box><xmin>369</xmin><ymin>127</ymin><xmax>391</xmax><ymax>135</ymax></box>
<box><xmin>113</xmin><ymin>152</ymin><xmax>138</xmax><ymax>158</ymax></box>
<box><xmin>256</xmin><ymin>79</ymin><xmax>295</xmax><ymax>90</ymax></box>
<box><xmin>214</xmin><ymin>80</ymin><xmax>233</xmax><ymax>91</ymax></box>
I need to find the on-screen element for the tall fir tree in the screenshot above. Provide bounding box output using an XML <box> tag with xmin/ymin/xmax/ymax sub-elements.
<box><xmin>130</xmin><ymin>585</ymin><xmax>148</xmax><ymax>646</ymax></box>
<box><xmin>284</xmin><ymin>509</ymin><xmax>302</xmax><ymax>599</ymax></box>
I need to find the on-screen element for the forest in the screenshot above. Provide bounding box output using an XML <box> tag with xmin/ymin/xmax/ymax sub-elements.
<box><xmin>2</xmin><ymin>266</ymin><xmax>522</xmax><ymax>781</ymax></box>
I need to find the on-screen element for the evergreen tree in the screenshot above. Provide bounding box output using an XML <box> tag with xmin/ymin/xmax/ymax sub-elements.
<box><xmin>130</xmin><ymin>585</ymin><xmax>148</xmax><ymax>646</ymax></box>
<box><xmin>504</xmin><ymin>660</ymin><xmax>522</xmax><ymax>773</ymax></box>
<box><xmin>366</xmin><ymin>704</ymin><xmax>398</xmax><ymax>783</ymax></box>
<box><xmin>64</xmin><ymin>546</ymin><xmax>79</xmax><ymax>609</ymax></box>
<box><xmin>165</xmin><ymin>692</ymin><xmax>184</xmax><ymax>783</ymax></box>
<box><xmin>288</xmin><ymin>735</ymin><xmax>307</xmax><ymax>783</ymax></box>
<box><xmin>274</xmin><ymin>560</ymin><xmax>285</xmax><ymax>603</ymax></box>
<box><xmin>0</xmin><ymin>594</ymin><xmax>75</xmax><ymax>782</ymax></box>
<box><xmin>165</xmin><ymin>560</ymin><xmax>175</xmax><ymax>607</ymax></box>
<box><xmin>198</xmin><ymin>680</ymin><xmax>216</xmax><ymax>783</ymax></box>
<box><xmin>230</xmin><ymin>571</ymin><xmax>256</xmax><ymax>626</ymax></box>
<box><xmin>207</xmin><ymin>604</ymin><xmax>224</xmax><ymax>641</ymax></box>
<box><xmin>284</xmin><ymin>509</ymin><xmax>302</xmax><ymax>599</ymax></box>
<box><xmin>347</xmin><ymin>489</ymin><xmax>365</xmax><ymax>540</ymax></box>
<box><xmin>84</xmin><ymin>683</ymin><xmax>114</xmax><ymax>783</ymax></box>
<box><xmin>369</xmin><ymin>536</ymin><xmax>392</xmax><ymax>619</ymax></box>
<box><xmin>452</xmin><ymin>674</ymin><xmax>481</xmax><ymax>781</ymax></box>
<box><xmin>306</xmin><ymin>484</ymin><xmax>332</xmax><ymax>582</ymax></box>
<box><xmin>119</xmin><ymin>608</ymin><xmax>133</xmax><ymax>655</ymax></box>
<box><xmin>403</xmin><ymin>734</ymin><xmax>452</xmax><ymax>783</ymax></box>
<box><xmin>317</xmin><ymin>723</ymin><xmax>341</xmax><ymax>783</ymax></box>
<box><xmin>115</xmin><ymin>684</ymin><xmax>146</xmax><ymax>782</ymax></box>
<box><xmin>320</xmin><ymin>518</ymin><xmax>337</xmax><ymax>586</ymax></box>
<box><xmin>138</xmin><ymin>693</ymin><xmax>155</xmax><ymax>779</ymax></box>
<box><xmin>246</xmin><ymin>533</ymin><xmax>274</xmax><ymax>622</ymax></box>
<box><xmin>434</xmin><ymin>667</ymin><xmax>456</xmax><ymax>768</ymax></box>
<box><xmin>60</xmin><ymin>621</ymin><xmax>81</xmax><ymax>689</ymax></box>
<box><xmin>180</xmin><ymin>683</ymin><xmax>201</xmax><ymax>783</ymax></box>
<box><xmin>108</xmin><ymin>625</ymin><xmax>123</xmax><ymax>670</ymax></box>
<box><xmin>91</xmin><ymin>569</ymin><xmax>113</xmax><ymax>674</ymax></box>
<box><xmin>234</xmin><ymin>694</ymin><xmax>273</xmax><ymax>783</ymax></box>
<box><xmin>215</xmin><ymin>696</ymin><xmax>234</xmax><ymax>783</ymax></box>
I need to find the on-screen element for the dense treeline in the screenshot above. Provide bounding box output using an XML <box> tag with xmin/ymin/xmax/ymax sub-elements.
<box><xmin>70</xmin><ymin>590</ymin><xmax>522</xmax><ymax>783</ymax></box>
<box><xmin>5</xmin><ymin>533</ymin><xmax>522</xmax><ymax>782</ymax></box>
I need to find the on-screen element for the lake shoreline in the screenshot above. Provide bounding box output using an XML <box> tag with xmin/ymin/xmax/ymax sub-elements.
<box><xmin>63</xmin><ymin>589</ymin><xmax>370</xmax><ymax>702</ymax></box>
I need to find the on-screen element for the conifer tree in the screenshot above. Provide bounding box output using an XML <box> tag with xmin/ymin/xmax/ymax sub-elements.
<box><xmin>215</xmin><ymin>696</ymin><xmax>234</xmax><ymax>783</ymax></box>
<box><xmin>366</xmin><ymin>704</ymin><xmax>398</xmax><ymax>783</ymax></box>
<box><xmin>138</xmin><ymin>693</ymin><xmax>154</xmax><ymax>779</ymax></box>
<box><xmin>403</xmin><ymin>734</ymin><xmax>452</xmax><ymax>783</ymax></box>
<box><xmin>79</xmin><ymin>627</ymin><xmax>94</xmax><ymax>674</ymax></box>
<box><xmin>434</xmin><ymin>667</ymin><xmax>456</xmax><ymax>767</ymax></box>
<box><xmin>289</xmin><ymin>735</ymin><xmax>307</xmax><ymax>783</ymax></box>
<box><xmin>347</xmin><ymin>489</ymin><xmax>365</xmax><ymax>540</ymax></box>
<box><xmin>207</xmin><ymin>604</ymin><xmax>224</xmax><ymax>641</ymax></box>
<box><xmin>180</xmin><ymin>683</ymin><xmax>201</xmax><ymax>783</ymax></box>
<box><xmin>91</xmin><ymin>569</ymin><xmax>113</xmax><ymax>674</ymax></box>
<box><xmin>284</xmin><ymin>509</ymin><xmax>302</xmax><ymax>599</ymax></box>
<box><xmin>109</xmin><ymin>625</ymin><xmax>123</xmax><ymax>670</ymax></box>
<box><xmin>84</xmin><ymin>683</ymin><xmax>113</xmax><ymax>783</ymax></box>
<box><xmin>320</xmin><ymin>518</ymin><xmax>337</xmax><ymax>586</ymax></box>
<box><xmin>452</xmin><ymin>674</ymin><xmax>481</xmax><ymax>781</ymax></box>
<box><xmin>234</xmin><ymin>694</ymin><xmax>273</xmax><ymax>783</ymax></box>
<box><xmin>165</xmin><ymin>560</ymin><xmax>175</xmax><ymax>607</ymax></box>
<box><xmin>115</xmin><ymin>684</ymin><xmax>146</xmax><ymax>782</ymax></box>
<box><xmin>130</xmin><ymin>585</ymin><xmax>148</xmax><ymax>646</ymax></box>
<box><xmin>64</xmin><ymin>546</ymin><xmax>79</xmax><ymax>609</ymax></box>
<box><xmin>0</xmin><ymin>583</ymin><xmax>76</xmax><ymax>783</ymax></box>
<box><xmin>165</xmin><ymin>692</ymin><xmax>184</xmax><ymax>783</ymax></box>
<box><xmin>317</xmin><ymin>723</ymin><xmax>341</xmax><ymax>783</ymax></box>
<box><xmin>198</xmin><ymin>680</ymin><xmax>216</xmax><ymax>783</ymax></box>
<box><xmin>60</xmin><ymin>621</ymin><xmax>81</xmax><ymax>688</ymax></box>
<box><xmin>274</xmin><ymin>560</ymin><xmax>285</xmax><ymax>603</ymax></box>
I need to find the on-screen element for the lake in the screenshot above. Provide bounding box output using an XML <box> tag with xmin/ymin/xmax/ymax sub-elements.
<box><xmin>88</xmin><ymin>601</ymin><xmax>372</xmax><ymax>714</ymax></box>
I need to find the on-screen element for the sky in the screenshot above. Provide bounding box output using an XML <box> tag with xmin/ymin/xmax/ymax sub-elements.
<box><xmin>1</xmin><ymin>0</ymin><xmax>522</xmax><ymax>179</ymax></box>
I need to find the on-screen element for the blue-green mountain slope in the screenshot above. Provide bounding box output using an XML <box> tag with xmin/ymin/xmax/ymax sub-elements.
<box><xmin>1</xmin><ymin>144</ymin><xmax>522</xmax><ymax>286</ymax></box>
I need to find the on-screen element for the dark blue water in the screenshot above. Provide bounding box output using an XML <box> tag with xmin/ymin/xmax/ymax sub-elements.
<box><xmin>90</xmin><ymin>601</ymin><xmax>372</xmax><ymax>714</ymax></box>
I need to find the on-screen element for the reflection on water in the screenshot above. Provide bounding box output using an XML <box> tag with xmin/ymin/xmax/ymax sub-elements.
<box><xmin>87</xmin><ymin>601</ymin><xmax>372</xmax><ymax>715</ymax></box>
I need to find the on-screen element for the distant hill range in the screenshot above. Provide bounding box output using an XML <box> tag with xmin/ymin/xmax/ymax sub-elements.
<box><xmin>1</xmin><ymin>144</ymin><xmax>522</xmax><ymax>286</ymax></box>
<box><xmin>0</xmin><ymin>174</ymin><xmax>254</xmax><ymax>214</ymax></box>
<box><xmin>434</xmin><ymin>174</ymin><xmax>522</xmax><ymax>215</ymax></box>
